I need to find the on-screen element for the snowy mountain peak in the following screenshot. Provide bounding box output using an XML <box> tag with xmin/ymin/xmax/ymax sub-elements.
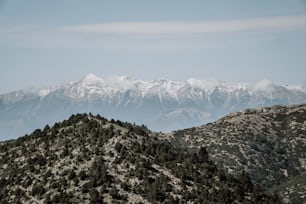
<box><xmin>116</xmin><ymin>75</ymin><xmax>136</xmax><ymax>82</ymax></box>
<box><xmin>250</xmin><ymin>79</ymin><xmax>276</xmax><ymax>93</ymax></box>
<box><xmin>186</xmin><ymin>78</ymin><xmax>227</xmax><ymax>93</ymax></box>
<box><xmin>80</xmin><ymin>73</ymin><xmax>104</xmax><ymax>85</ymax></box>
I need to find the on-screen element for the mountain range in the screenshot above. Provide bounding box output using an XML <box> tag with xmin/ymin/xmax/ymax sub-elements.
<box><xmin>1</xmin><ymin>74</ymin><xmax>306</xmax><ymax>140</ymax></box>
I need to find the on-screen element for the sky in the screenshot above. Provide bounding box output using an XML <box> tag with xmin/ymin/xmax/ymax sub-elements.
<box><xmin>0</xmin><ymin>0</ymin><xmax>306</xmax><ymax>94</ymax></box>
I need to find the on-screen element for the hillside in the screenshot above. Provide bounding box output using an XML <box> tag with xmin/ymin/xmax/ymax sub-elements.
<box><xmin>267</xmin><ymin>173</ymin><xmax>306</xmax><ymax>204</ymax></box>
<box><xmin>172</xmin><ymin>103</ymin><xmax>306</xmax><ymax>203</ymax></box>
<box><xmin>1</xmin><ymin>74</ymin><xmax>306</xmax><ymax>140</ymax></box>
<box><xmin>0</xmin><ymin>113</ymin><xmax>279</xmax><ymax>203</ymax></box>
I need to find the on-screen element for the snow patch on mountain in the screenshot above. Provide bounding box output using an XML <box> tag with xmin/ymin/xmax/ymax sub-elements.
<box><xmin>186</xmin><ymin>78</ymin><xmax>226</xmax><ymax>94</ymax></box>
<box><xmin>249</xmin><ymin>79</ymin><xmax>276</xmax><ymax>93</ymax></box>
<box><xmin>38</xmin><ymin>88</ymin><xmax>53</xmax><ymax>97</ymax></box>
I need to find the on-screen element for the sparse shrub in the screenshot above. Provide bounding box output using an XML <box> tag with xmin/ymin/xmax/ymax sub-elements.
<box><xmin>89</xmin><ymin>189</ymin><xmax>102</xmax><ymax>203</ymax></box>
<box><xmin>32</xmin><ymin>183</ymin><xmax>46</xmax><ymax>196</ymax></box>
<box><xmin>22</xmin><ymin>177</ymin><xmax>32</xmax><ymax>188</ymax></box>
<box><xmin>82</xmin><ymin>182</ymin><xmax>91</xmax><ymax>193</ymax></box>
<box><xmin>68</xmin><ymin>170</ymin><xmax>76</xmax><ymax>180</ymax></box>
<box><xmin>79</xmin><ymin>170</ymin><xmax>88</xmax><ymax>180</ymax></box>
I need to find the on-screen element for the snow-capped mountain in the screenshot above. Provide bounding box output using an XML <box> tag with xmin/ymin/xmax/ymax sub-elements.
<box><xmin>1</xmin><ymin>74</ymin><xmax>306</xmax><ymax>140</ymax></box>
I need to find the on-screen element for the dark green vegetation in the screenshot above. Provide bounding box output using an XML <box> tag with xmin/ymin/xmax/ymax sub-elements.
<box><xmin>267</xmin><ymin>173</ymin><xmax>306</xmax><ymax>204</ymax></box>
<box><xmin>172</xmin><ymin>104</ymin><xmax>306</xmax><ymax>203</ymax></box>
<box><xmin>0</xmin><ymin>113</ymin><xmax>279</xmax><ymax>203</ymax></box>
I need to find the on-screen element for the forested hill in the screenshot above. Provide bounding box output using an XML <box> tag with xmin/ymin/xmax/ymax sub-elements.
<box><xmin>172</xmin><ymin>103</ymin><xmax>306</xmax><ymax>203</ymax></box>
<box><xmin>0</xmin><ymin>113</ymin><xmax>279</xmax><ymax>203</ymax></box>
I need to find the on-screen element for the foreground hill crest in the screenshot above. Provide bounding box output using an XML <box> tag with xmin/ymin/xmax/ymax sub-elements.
<box><xmin>0</xmin><ymin>113</ymin><xmax>279</xmax><ymax>203</ymax></box>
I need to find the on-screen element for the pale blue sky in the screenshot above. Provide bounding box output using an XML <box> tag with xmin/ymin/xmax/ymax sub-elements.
<box><xmin>1</xmin><ymin>0</ymin><xmax>306</xmax><ymax>94</ymax></box>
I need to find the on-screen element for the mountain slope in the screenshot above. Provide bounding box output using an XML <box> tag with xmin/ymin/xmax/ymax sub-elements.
<box><xmin>267</xmin><ymin>173</ymin><xmax>306</xmax><ymax>203</ymax></box>
<box><xmin>172</xmin><ymin>103</ymin><xmax>306</xmax><ymax>203</ymax></box>
<box><xmin>1</xmin><ymin>74</ymin><xmax>306</xmax><ymax>140</ymax></box>
<box><xmin>0</xmin><ymin>113</ymin><xmax>279</xmax><ymax>203</ymax></box>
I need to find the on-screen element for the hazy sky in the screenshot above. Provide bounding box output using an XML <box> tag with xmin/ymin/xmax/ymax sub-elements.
<box><xmin>1</xmin><ymin>0</ymin><xmax>306</xmax><ymax>94</ymax></box>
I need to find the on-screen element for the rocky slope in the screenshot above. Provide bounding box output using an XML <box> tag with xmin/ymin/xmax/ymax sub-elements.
<box><xmin>0</xmin><ymin>113</ymin><xmax>279</xmax><ymax>203</ymax></box>
<box><xmin>172</xmin><ymin>103</ymin><xmax>306</xmax><ymax>203</ymax></box>
<box><xmin>1</xmin><ymin>74</ymin><xmax>306</xmax><ymax>140</ymax></box>
<box><xmin>267</xmin><ymin>173</ymin><xmax>306</xmax><ymax>203</ymax></box>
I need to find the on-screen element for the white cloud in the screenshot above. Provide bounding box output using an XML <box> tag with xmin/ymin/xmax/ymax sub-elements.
<box><xmin>63</xmin><ymin>15</ymin><xmax>306</xmax><ymax>35</ymax></box>
<box><xmin>1</xmin><ymin>15</ymin><xmax>305</xmax><ymax>50</ymax></box>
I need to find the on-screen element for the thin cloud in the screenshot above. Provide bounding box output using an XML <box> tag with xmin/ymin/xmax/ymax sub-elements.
<box><xmin>63</xmin><ymin>15</ymin><xmax>306</xmax><ymax>35</ymax></box>
<box><xmin>1</xmin><ymin>15</ymin><xmax>306</xmax><ymax>50</ymax></box>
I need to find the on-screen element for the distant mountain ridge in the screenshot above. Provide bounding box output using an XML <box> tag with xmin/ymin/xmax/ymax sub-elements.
<box><xmin>1</xmin><ymin>74</ymin><xmax>306</xmax><ymax>140</ymax></box>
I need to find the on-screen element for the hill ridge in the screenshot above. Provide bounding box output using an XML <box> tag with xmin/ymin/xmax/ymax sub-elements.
<box><xmin>0</xmin><ymin>113</ymin><xmax>279</xmax><ymax>203</ymax></box>
<box><xmin>172</xmin><ymin>103</ymin><xmax>306</xmax><ymax>203</ymax></box>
